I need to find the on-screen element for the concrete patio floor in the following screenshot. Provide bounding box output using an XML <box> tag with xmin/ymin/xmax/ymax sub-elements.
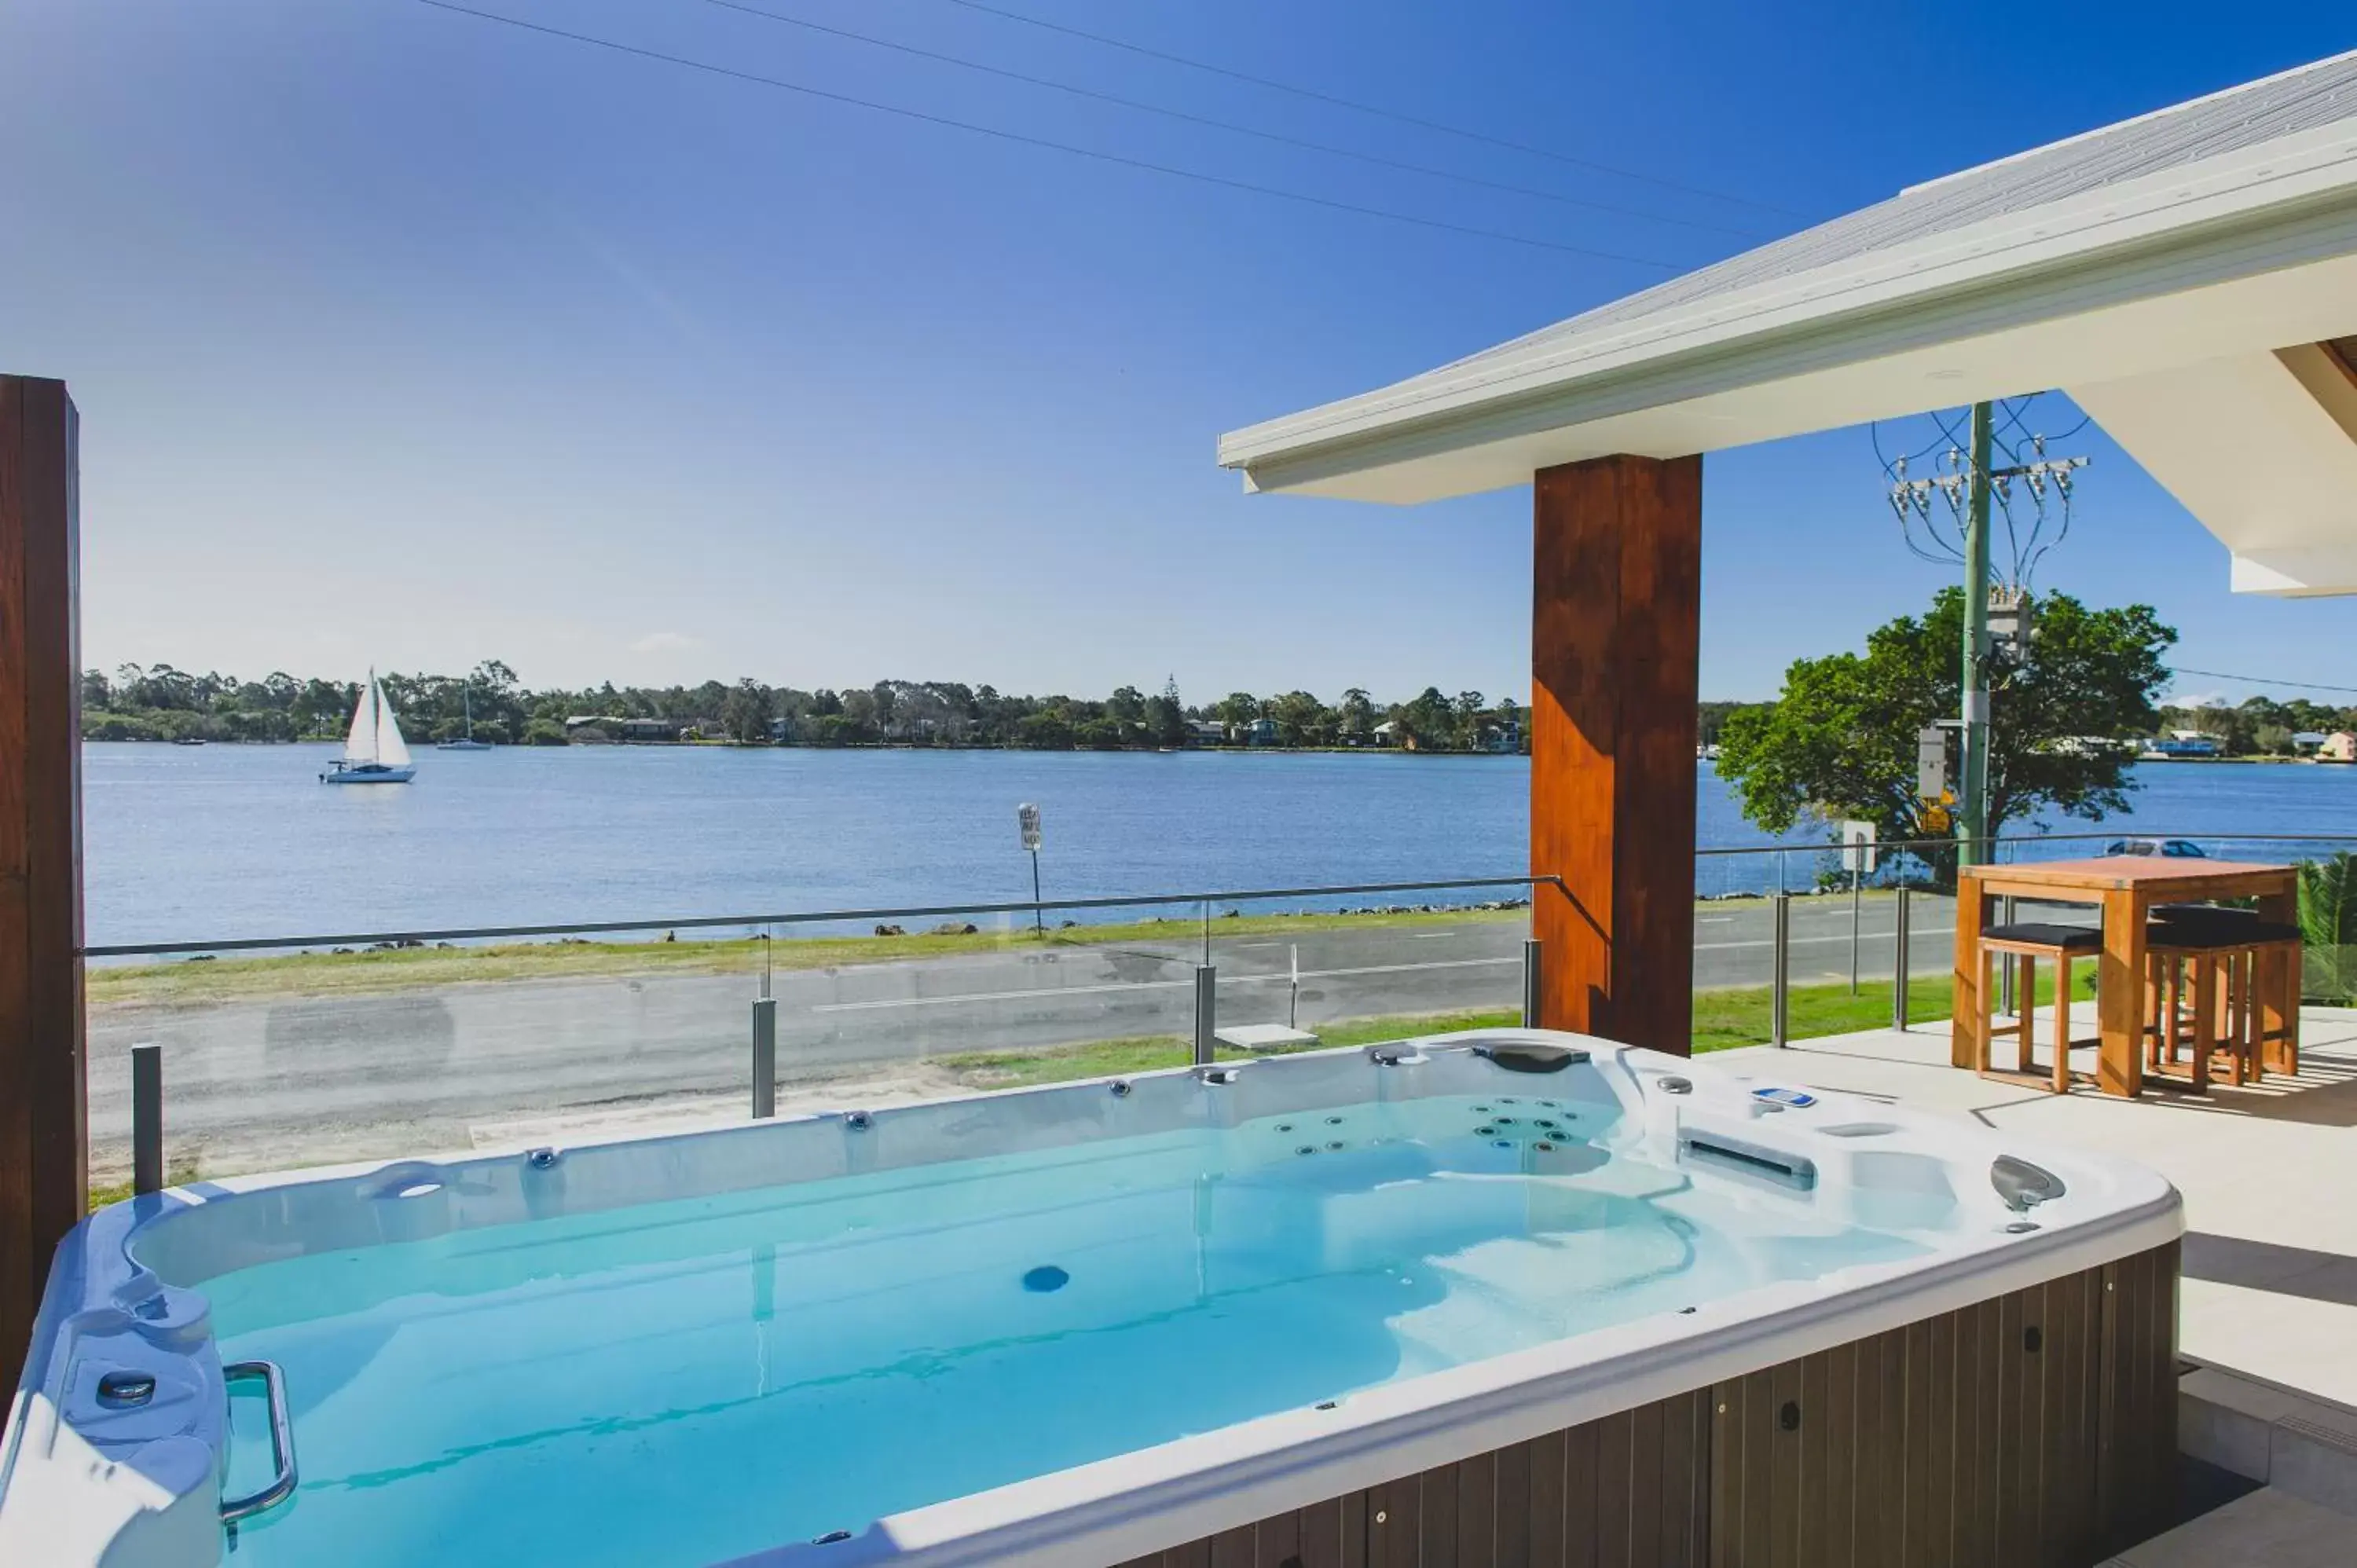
<box><xmin>1717</xmin><ymin>1004</ymin><xmax>2357</xmax><ymax>1409</ymax></box>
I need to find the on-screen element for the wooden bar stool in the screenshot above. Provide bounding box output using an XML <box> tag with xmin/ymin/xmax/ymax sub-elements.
<box><xmin>2149</xmin><ymin>907</ymin><xmax>2303</xmax><ymax>1079</ymax></box>
<box><xmin>1974</xmin><ymin>921</ymin><xmax>2101</xmax><ymax>1093</ymax></box>
<box><xmin>2143</xmin><ymin>929</ymin><xmax>2235</xmax><ymax>1090</ymax></box>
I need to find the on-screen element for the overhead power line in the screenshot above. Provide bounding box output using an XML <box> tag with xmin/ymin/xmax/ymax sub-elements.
<box><xmin>408</xmin><ymin>1</ymin><xmax>1684</xmax><ymax>267</ymax></box>
<box><xmin>2172</xmin><ymin>667</ymin><xmax>2357</xmax><ymax>696</ymax></box>
<box><xmin>698</xmin><ymin>0</ymin><xmax>1763</xmax><ymax>240</ymax></box>
<box><xmin>928</xmin><ymin>0</ymin><xmax>1805</xmax><ymax>219</ymax></box>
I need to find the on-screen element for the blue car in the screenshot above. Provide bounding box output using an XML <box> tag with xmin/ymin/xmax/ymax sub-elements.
<box><xmin>2102</xmin><ymin>837</ymin><xmax>2208</xmax><ymax>858</ymax></box>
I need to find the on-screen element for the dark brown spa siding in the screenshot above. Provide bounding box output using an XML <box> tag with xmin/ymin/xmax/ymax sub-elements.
<box><xmin>1116</xmin><ymin>1240</ymin><xmax>2177</xmax><ymax>1568</ymax></box>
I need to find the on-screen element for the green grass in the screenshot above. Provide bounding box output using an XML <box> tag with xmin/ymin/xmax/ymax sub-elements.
<box><xmin>89</xmin><ymin>904</ymin><xmax>1529</xmax><ymax>1009</ymax></box>
<box><xmin>934</xmin><ymin>1007</ymin><xmax>1526</xmax><ymax>1090</ymax></box>
<box><xmin>931</xmin><ymin>972</ymin><xmax>2051</xmax><ymax>1091</ymax></box>
<box><xmin>1692</xmin><ymin>967</ymin><xmax>2085</xmax><ymax>1052</ymax></box>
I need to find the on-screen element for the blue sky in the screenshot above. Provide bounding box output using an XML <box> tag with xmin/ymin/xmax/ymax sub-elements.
<box><xmin>3</xmin><ymin>1</ymin><xmax>2353</xmax><ymax>706</ymax></box>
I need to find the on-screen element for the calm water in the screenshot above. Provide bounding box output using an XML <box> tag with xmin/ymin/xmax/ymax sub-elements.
<box><xmin>83</xmin><ymin>744</ymin><xmax>2357</xmax><ymax>947</ymax></box>
<box><xmin>214</xmin><ymin>1094</ymin><xmax>1919</xmax><ymax>1566</ymax></box>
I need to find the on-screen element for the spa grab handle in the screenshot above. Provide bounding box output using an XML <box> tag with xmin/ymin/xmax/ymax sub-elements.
<box><xmin>220</xmin><ymin>1360</ymin><xmax>299</xmax><ymax>1524</ymax></box>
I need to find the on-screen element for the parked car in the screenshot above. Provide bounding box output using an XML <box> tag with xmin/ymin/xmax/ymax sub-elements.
<box><xmin>2102</xmin><ymin>837</ymin><xmax>2208</xmax><ymax>858</ymax></box>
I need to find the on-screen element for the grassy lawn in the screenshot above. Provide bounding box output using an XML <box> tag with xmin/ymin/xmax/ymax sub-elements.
<box><xmin>1693</xmin><ymin>967</ymin><xmax>2083</xmax><ymax>1052</ymax></box>
<box><xmin>939</xmin><ymin>965</ymin><xmax>2094</xmax><ymax>1090</ymax></box>
<box><xmin>936</xmin><ymin>1007</ymin><xmax>1527</xmax><ymax>1090</ymax></box>
<box><xmin>88</xmin><ymin>904</ymin><xmax>1530</xmax><ymax>1009</ymax></box>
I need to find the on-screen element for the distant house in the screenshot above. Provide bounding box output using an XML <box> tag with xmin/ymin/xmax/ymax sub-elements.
<box><xmin>767</xmin><ymin>715</ymin><xmax>797</xmax><ymax>743</ymax></box>
<box><xmin>2293</xmin><ymin>731</ymin><xmax>2330</xmax><ymax>753</ymax></box>
<box><xmin>2320</xmin><ymin>731</ymin><xmax>2357</xmax><ymax>764</ymax></box>
<box><xmin>564</xmin><ymin>714</ymin><xmax>622</xmax><ymax>742</ymax></box>
<box><xmin>567</xmin><ymin>714</ymin><xmax>680</xmax><ymax>743</ymax></box>
<box><xmin>1371</xmin><ymin>720</ymin><xmax>1400</xmax><ymax>748</ymax></box>
<box><xmin>1243</xmin><ymin>716</ymin><xmax>1278</xmax><ymax>746</ymax></box>
<box><xmin>1478</xmin><ymin>722</ymin><xmax>1522</xmax><ymax>754</ymax></box>
<box><xmin>1186</xmin><ymin>720</ymin><xmax>1226</xmax><ymax>747</ymax></box>
<box><xmin>2141</xmin><ymin>735</ymin><xmax>2221</xmax><ymax>759</ymax></box>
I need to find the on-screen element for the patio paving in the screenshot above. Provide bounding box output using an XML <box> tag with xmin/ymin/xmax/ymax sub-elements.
<box><xmin>1715</xmin><ymin>1004</ymin><xmax>2357</xmax><ymax>1409</ymax></box>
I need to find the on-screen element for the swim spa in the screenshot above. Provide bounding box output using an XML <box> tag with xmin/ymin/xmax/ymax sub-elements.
<box><xmin>2</xmin><ymin>1031</ymin><xmax>2181</xmax><ymax>1566</ymax></box>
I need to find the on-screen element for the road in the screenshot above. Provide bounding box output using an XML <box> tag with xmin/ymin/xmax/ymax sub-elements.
<box><xmin>88</xmin><ymin>896</ymin><xmax>1956</xmax><ymax>1177</ymax></box>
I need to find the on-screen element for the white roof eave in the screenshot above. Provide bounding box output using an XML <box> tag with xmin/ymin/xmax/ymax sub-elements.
<box><xmin>1217</xmin><ymin>119</ymin><xmax>2357</xmax><ymax>492</ymax></box>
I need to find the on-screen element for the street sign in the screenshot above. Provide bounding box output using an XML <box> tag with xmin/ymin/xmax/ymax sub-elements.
<box><xmin>1017</xmin><ymin>802</ymin><xmax>1042</xmax><ymax>852</ymax></box>
<box><xmin>1841</xmin><ymin>820</ymin><xmax>1878</xmax><ymax>874</ymax></box>
<box><xmin>1916</xmin><ymin>726</ymin><xmax>1948</xmax><ymax>800</ymax></box>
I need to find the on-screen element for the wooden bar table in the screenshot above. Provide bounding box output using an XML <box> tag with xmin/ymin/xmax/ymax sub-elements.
<box><xmin>1952</xmin><ymin>857</ymin><xmax>2298</xmax><ymax>1097</ymax></box>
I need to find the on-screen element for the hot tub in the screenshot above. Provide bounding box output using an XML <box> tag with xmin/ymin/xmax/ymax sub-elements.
<box><xmin>2</xmin><ymin>1031</ymin><xmax>2182</xmax><ymax>1567</ymax></box>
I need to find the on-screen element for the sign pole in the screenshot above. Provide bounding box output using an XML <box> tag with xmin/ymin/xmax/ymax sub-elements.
<box><xmin>1017</xmin><ymin>803</ymin><xmax>1044</xmax><ymax>936</ymax></box>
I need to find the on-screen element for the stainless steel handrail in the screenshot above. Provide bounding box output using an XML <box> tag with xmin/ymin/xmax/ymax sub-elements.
<box><xmin>81</xmin><ymin>873</ymin><xmax>1559</xmax><ymax>959</ymax></box>
<box><xmin>219</xmin><ymin>1360</ymin><xmax>298</xmax><ymax>1525</ymax></box>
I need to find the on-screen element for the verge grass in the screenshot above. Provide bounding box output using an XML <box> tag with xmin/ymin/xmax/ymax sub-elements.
<box><xmin>88</xmin><ymin>904</ymin><xmax>1529</xmax><ymax>1009</ymax></box>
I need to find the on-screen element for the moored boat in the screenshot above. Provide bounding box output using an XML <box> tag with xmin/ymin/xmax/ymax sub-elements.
<box><xmin>321</xmin><ymin>671</ymin><xmax>416</xmax><ymax>783</ymax></box>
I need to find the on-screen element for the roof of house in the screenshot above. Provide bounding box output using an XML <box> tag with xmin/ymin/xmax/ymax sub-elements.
<box><xmin>1217</xmin><ymin>52</ymin><xmax>2357</xmax><ymax>595</ymax></box>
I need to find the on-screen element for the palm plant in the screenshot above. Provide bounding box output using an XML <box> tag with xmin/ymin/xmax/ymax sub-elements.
<box><xmin>2298</xmin><ymin>852</ymin><xmax>2357</xmax><ymax>1003</ymax></box>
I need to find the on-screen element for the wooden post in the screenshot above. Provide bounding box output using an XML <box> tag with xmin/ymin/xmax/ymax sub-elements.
<box><xmin>0</xmin><ymin>375</ymin><xmax>84</xmax><ymax>1390</ymax></box>
<box><xmin>1530</xmin><ymin>454</ymin><xmax>1702</xmax><ymax>1052</ymax></box>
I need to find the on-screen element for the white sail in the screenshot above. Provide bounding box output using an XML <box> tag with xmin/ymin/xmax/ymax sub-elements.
<box><xmin>343</xmin><ymin>676</ymin><xmax>379</xmax><ymax>764</ymax></box>
<box><xmin>373</xmin><ymin>678</ymin><xmax>412</xmax><ymax>768</ymax></box>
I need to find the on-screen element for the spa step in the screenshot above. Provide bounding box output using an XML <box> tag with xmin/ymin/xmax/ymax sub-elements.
<box><xmin>2098</xmin><ymin>1487</ymin><xmax>2354</xmax><ymax>1566</ymax></box>
<box><xmin>2178</xmin><ymin>1359</ymin><xmax>2357</xmax><ymax>1516</ymax></box>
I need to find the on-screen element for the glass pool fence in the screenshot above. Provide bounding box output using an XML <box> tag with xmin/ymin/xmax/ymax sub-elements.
<box><xmin>82</xmin><ymin>831</ymin><xmax>2357</xmax><ymax>1192</ymax></box>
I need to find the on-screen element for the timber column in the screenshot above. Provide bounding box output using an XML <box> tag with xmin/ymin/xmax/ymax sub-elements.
<box><xmin>1530</xmin><ymin>454</ymin><xmax>1702</xmax><ymax>1052</ymax></box>
<box><xmin>1</xmin><ymin>376</ymin><xmax>84</xmax><ymax>1387</ymax></box>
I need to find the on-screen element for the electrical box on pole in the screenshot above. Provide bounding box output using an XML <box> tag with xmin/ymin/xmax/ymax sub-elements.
<box><xmin>1916</xmin><ymin>726</ymin><xmax>1949</xmax><ymax>802</ymax></box>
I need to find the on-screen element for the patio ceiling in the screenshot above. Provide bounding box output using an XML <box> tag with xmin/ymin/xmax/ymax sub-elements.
<box><xmin>1217</xmin><ymin>51</ymin><xmax>2357</xmax><ymax>595</ymax></box>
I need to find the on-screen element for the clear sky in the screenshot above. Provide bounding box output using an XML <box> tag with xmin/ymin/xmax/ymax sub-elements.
<box><xmin>4</xmin><ymin>0</ymin><xmax>2353</xmax><ymax>706</ymax></box>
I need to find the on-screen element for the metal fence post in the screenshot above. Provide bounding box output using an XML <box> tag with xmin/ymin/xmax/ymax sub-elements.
<box><xmin>1193</xmin><ymin>965</ymin><xmax>1217</xmax><ymax>1065</ymax></box>
<box><xmin>1521</xmin><ymin>937</ymin><xmax>1543</xmax><ymax>1029</ymax></box>
<box><xmin>1771</xmin><ymin>895</ymin><xmax>1791</xmax><ymax>1048</ymax></box>
<box><xmin>1893</xmin><ymin>887</ymin><xmax>1912</xmax><ymax>1032</ymax></box>
<box><xmin>751</xmin><ymin>997</ymin><xmax>777</xmax><ymax>1119</ymax></box>
<box><xmin>1999</xmin><ymin>894</ymin><xmax>2018</xmax><ymax>1016</ymax></box>
<box><xmin>1849</xmin><ymin>866</ymin><xmax>1862</xmax><ymax>994</ymax></box>
<box><xmin>132</xmin><ymin>1042</ymin><xmax>163</xmax><ymax>1196</ymax></box>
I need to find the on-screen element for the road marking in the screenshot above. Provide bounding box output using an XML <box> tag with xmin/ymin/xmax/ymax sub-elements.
<box><xmin>811</xmin><ymin>957</ymin><xmax>1518</xmax><ymax>1013</ymax></box>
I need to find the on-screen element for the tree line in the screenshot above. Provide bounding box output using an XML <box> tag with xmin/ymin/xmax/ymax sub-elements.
<box><xmin>2154</xmin><ymin>695</ymin><xmax>2357</xmax><ymax>757</ymax></box>
<box><xmin>80</xmin><ymin>664</ymin><xmax>1535</xmax><ymax>753</ymax></box>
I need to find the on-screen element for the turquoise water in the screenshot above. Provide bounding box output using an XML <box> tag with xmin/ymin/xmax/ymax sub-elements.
<box><xmin>84</xmin><ymin>742</ymin><xmax>2353</xmax><ymax>947</ymax></box>
<box><xmin>211</xmin><ymin>1097</ymin><xmax>1921</xmax><ymax>1566</ymax></box>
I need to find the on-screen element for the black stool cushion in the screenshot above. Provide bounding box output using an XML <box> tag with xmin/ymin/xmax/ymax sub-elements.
<box><xmin>1983</xmin><ymin>921</ymin><xmax>2102</xmax><ymax>953</ymax></box>
<box><xmin>2150</xmin><ymin>916</ymin><xmax>2300</xmax><ymax>948</ymax></box>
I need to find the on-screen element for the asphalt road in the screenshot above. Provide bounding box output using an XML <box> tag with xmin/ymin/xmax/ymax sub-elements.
<box><xmin>88</xmin><ymin>896</ymin><xmax>1956</xmax><ymax>1175</ymax></box>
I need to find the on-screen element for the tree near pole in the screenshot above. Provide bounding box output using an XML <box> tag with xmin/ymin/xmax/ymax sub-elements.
<box><xmin>1715</xmin><ymin>588</ymin><xmax>2174</xmax><ymax>880</ymax></box>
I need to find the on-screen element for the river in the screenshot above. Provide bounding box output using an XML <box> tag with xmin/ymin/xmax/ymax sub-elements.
<box><xmin>82</xmin><ymin>743</ymin><xmax>2357</xmax><ymax>948</ymax></box>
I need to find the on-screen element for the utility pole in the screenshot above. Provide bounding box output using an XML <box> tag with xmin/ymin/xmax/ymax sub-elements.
<box><xmin>1886</xmin><ymin>397</ymin><xmax>2088</xmax><ymax>869</ymax></box>
<box><xmin>1958</xmin><ymin>401</ymin><xmax>1994</xmax><ymax>869</ymax></box>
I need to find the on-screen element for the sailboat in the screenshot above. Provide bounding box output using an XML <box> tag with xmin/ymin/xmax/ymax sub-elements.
<box><xmin>321</xmin><ymin>671</ymin><xmax>416</xmax><ymax>784</ymax></box>
<box><xmin>437</xmin><ymin>684</ymin><xmax>493</xmax><ymax>751</ymax></box>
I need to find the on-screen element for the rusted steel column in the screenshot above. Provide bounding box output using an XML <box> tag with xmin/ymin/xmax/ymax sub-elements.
<box><xmin>1530</xmin><ymin>454</ymin><xmax>1702</xmax><ymax>1053</ymax></box>
<box><xmin>0</xmin><ymin>375</ymin><xmax>85</xmax><ymax>1389</ymax></box>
